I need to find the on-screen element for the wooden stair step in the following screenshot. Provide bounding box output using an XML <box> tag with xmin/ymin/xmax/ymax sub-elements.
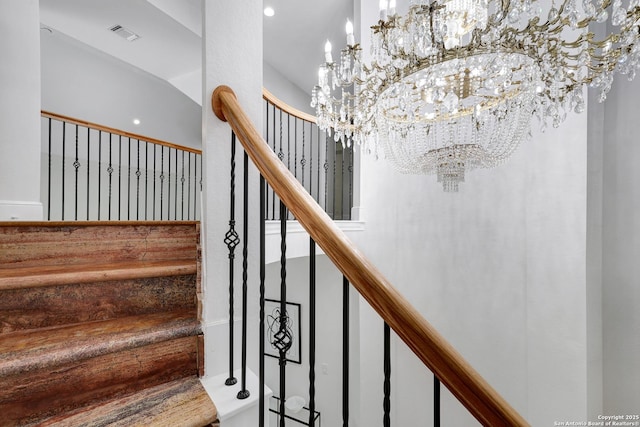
<box><xmin>0</xmin><ymin>221</ymin><xmax>199</xmax><ymax>269</ymax></box>
<box><xmin>38</xmin><ymin>377</ymin><xmax>218</xmax><ymax>427</ymax></box>
<box><xmin>0</xmin><ymin>259</ymin><xmax>196</xmax><ymax>291</ymax></box>
<box><xmin>0</xmin><ymin>311</ymin><xmax>200</xmax><ymax>378</ymax></box>
<box><xmin>0</xmin><ymin>273</ymin><xmax>196</xmax><ymax>334</ymax></box>
<box><xmin>0</xmin><ymin>335</ymin><xmax>202</xmax><ymax>426</ymax></box>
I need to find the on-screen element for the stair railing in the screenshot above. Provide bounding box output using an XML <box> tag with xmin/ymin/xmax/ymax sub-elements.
<box><xmin>41</xmin><ymin>111</ymin><xmax>202</xmax><ymax>221</ymax></box>
<box><xmin>212</xmin><ymin>85</ymin><xmax>529</xmax><ymax>426</ymax></box>
<box><xmin>262</xmin><ymin>88</ymin><xmax>353</xmax><ymax>221</ymax></box>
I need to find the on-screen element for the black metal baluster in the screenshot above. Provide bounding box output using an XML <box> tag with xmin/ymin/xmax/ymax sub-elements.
<box><xmin>74</xmin><ymin>125</ymin><xmax>79</xmax><ymax>220</ymax></box>
<box><xmin>98</xmin><ymin>130</ymin><xmax>102</xmax><ymax>220</ymax></box>
<box><xmin>278</xmin><ymin>201</ymin><xmax>288</xmax><ymax>427</ymax></box>
<box><xmin>384</xmin><ymin>322</ymin><xmax>391</xmax><ymax>427</ymax></box>
<box><xmin>127</xmin><ymin>138</ymin><xmax>132</xmax><ymax>220</ymax></box>
<box><xmin>160</xmin><ymin>145</ymin><xmax>165</xmax><ymax>220</ymax></box>
<box><xmin>86</xmin><ymin>128</ymin><xmax>90</xmax><ymax>220</ymax></box>
<box><xmin>259</xmin><ymin>175</ymin><xmax>266</xmax><ymax>427</ymax></box>
<box><xmin>293</xmin><ymin>116</ymin><xmax>297</xmax><ymax>179</ymax></box>
<box><xmin>301</xmin><ymin>121</ymin><xmax>306</xmax><ymax>188</ymax></box>
<box><xmin>108</xmin><ymin>134</ymin><xmax>113</xmax><ymax>220</ymax></box>
<box><xmin>118</xmin><ymin>135</ymin><xmax>122</xmax><ymax>220</ymax></box>
<box><xmin>343</xmin><ymin>276</ymin><xmax>350</xmax><ymax>427</ymax></box>
<box><xmin>264</xmin><ymin>100</ymin><xmax>270</xmax><ymax>221</ymax></box>
<box><xmin>309</xmin><ymin>238</ymin><xmax>317</xmax><ymax>427</ymax></box>
<box><xmin>181</xmin><ymin>150</ymin><xmax>185</xmax><ymax>220</ymax></box>
<box><xmin>324</xmin><ymin>132</ymin><xmax>329</xmax><ymax>215</ymax></box>
<box><xmin>168</xmin><ymin>145</ymin><xmax>172</xmax><ymax>220</ymax></box>
<box><xmin>187</xmin><ymin>152</ymin><xmax>192</xmax><ymax>220</ymax></box>
<box><xmin>434</xmin><ymin>375</ymin><xmax>441</xmax><ymax>427</ymax></box>
<box><xmin>153</xmin><ymin>144</ymin><xmax>157</xmax><ymax>220</ymax></box>
<box><xmin>47</xmin><ymin>118</ymin><xmax>52</xmax><ymax>220</ymax></box>
<box><xmin>61</xmin><ymin>122</ymin><xmax>65</xmax><ymax>220</ymax></box>
<box><xmin>349</xmin><ymin>146</ymin><xmax>353</xmax><ymax>220</ymax></box>
<box><xmin>145</xmin><ymin>142</ymin><xmax>149</xmax><ymax>220</ymax></box>
<box><xmin>174</xmin><ymin>148</ymin><xmax>178</xmax><ymax>220</ymax></box>
<box><xmin>271</xmin><ymin>103</ymin><xmax>276</xmax><ymax>220</ymax></box>
<box><xmin>224</xmin><ymin>133</ymin><xmax>239</xmax><ymax>387</ymax></box>
<box><xmin>277</xmin><ymin>110</ymin><xmax>284</xmax><ymax>221</ymax></box>
<box><xmin>136</xmin><ymin>140</ymin><xmax>141</xmax><ymax>220</ymax></box>
<box><xmin>317</xmin><ymin>127</ymin><xmax>321</xmax><ymax>208</ymax></box>
<box><xmin>237</xmin><ymin>150</ymin><xmax>250</xmax><ymax>400</ymax></box>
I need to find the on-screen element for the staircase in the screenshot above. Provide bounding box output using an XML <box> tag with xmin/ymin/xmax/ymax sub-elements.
<box><xmin>0</xmin><ymin>221</ymin><xmax>218</xmax><ymax>426</ymax></box>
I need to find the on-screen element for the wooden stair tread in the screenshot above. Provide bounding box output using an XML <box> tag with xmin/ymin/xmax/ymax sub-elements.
<box><xmin>0</xmin><ymin>312</ymin><xmax>200</xmax><ymax>378</ymax></box>
<box><xmin>39</xmin><ymin>377</ymin><xmax>218</xmax><ymax>427</ymax></box>
<box><xmin>0</xmin><ymin>260</ymin><xmax>196</xmax><ymax>291</ymax></box>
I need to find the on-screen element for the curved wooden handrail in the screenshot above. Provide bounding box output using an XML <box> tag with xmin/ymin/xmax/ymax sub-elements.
<box><xmin>41</xmin><ymin>110</ymin><xmax>202</xmax><ymax>155</ymax></box>
<box><xmin>262</xmin><ymin>88</ymin><xmax>317</xmax><ymax>124</ymax></box>
<box><xmin>212</xmin><ymin>85</ymin><xmax>529</xmax><ymax>426</ymax></box>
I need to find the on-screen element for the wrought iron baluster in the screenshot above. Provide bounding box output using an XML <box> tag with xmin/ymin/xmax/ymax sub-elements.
<box><xmin>108</xmin><ymin>134</ymin><xmax>113</xmax><ymax>220</ymax></box>
<box><xmin>62</xmin><ymin>122</ymin><xmax>65</xmax><ymax>220</ymax></box>
<box><xmin>160</xmin><ymin>145</ymin><xmax>165</xmax><ymax>220</ymax></box>
<box><xmin>224</xmin><ymin>133</ymin><xmax>239</xmax><ymax>387</ymax></box>
<box><xmin>168</xmin><ymin>146</ymin><xmax>172</xmax><ymax>220</ymax></box>
<box><xmin>47</xmin><ymin>118</ymin><xmax>52</xmax><ymax>220</ymax></box>
<box><xmin>384</xmin><ymin>322</ymin><xmax>391</xmax><ymax>427</ymax></box>
<box><xmin>309</xmin><ymin>238</ymin><xmax>317</xmax><ymax>427</ymax></box>
<box><xmin>181</xmin><ymin>150</ymin><xmax>185</xmax><ymax>220</ymax></box>
<box><xmin>153</xmin><ymin>144</ymin><xmax>157</xmax><ymax>220</ymax></box>
<box><xmin>74</xmin><ymin>125</ymin><xmax>79</xmax><ymax>220</ymax></box>
<box><xmin>278</xmin><ymin>201</ymin><xmax>288</xmax><ymax>427</ymax></box>
<box><xmin>237</xmin><ymin>150</ymin><xmax>250</xmax><ymax>400</ymax></box>
<box><xmin>324</xmin><ymin>131</ymin><xmax>329</xmax><ymax>215</ymax></box>
<box><xmin>188</xmin><ymin>152</ymin><xmax>192</xmax><ymax>220</ymax></box>
<box><xmin>174</xmin><ymin>148</ymin><xmax>178</xmax><ymax>220</ymax></box>
<box><xmin>349</xmin><ymin>146</ymin><xmax>353</xmax><ymax>220</ymax></box>
<box><xmin>86</xmin><ymin>128</ymin><xmax>90</xmax><ymax>220</ymax></box>
<box><xmin>118</xmin><ymin>135</ymin><xmax>122</xmax><ymax>220</ymax></box>
<box><xmin>343</xmin><ymin>276</ymin><xmax>350</xmax><ymax>427</ymax></box>
<box><xmin>301</xmin><ymin>120</ymin><xmax>306</xmax><ymax>188</ymax></box>
<box><xmin>259</xmin><ymin>175</ymin><xmax>266</xmax><ymax>427</ymax></box>
<box><xmin>264</xmin><ymin>100</ymin><xmax>270</xmax><ymax>221</ymax></box>
<box><xmin>98</xmin><ymin>130</ymin><xmax>102</xmax><ymax>220</ymax></box>
<box><xmin>127</xmin><ymin>137</ymin><xmax>132</xmax><ymax>220</ymax></box>
<box><xmin>434</xmin><ymin>375</ymin><xmax>441</xmax><ymax>427</ymax></box>
<box><xmin>293</xmin><ymin>116</ymin><xmax>297</xmax><ymax>179</ymax></box>
<box><xmin>136</xmin><ymin>140</ymin><xmax>141</xmax><ymax>220</ymax></box>
<box><xmin>145</xmin><ymin>141</ymin><xmax>149</xmax><ymax>220</ymax></box>
<box><xmin>317</xmin><ymin>127</ymin><xmax>321</xmax><ymax>210</ymax></box>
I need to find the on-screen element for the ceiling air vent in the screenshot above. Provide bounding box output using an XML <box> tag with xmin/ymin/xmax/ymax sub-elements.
<box><xmin>108</xmin><ymin>24</ymin><xmax>141</xmax><ymax>42</ymax></box>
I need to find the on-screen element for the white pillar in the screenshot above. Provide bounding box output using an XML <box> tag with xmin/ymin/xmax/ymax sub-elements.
<box><xmin>202</xmin><ymin>0</ymin><xmax>262</xmax><ymax>383</ymax></box>
<box><xmin>0</xmin><ymin>0</ymin><xmax>43</xmax><ymax>220</ymax></box>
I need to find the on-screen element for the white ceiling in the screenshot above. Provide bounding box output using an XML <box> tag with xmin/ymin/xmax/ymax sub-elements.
<box><xmin>39</xmin><ymin>0</ymin><xmax>353</xmax><ymax>105</ymax></box>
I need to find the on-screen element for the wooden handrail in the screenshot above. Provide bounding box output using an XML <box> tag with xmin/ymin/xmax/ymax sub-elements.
<box><xmin>262</xmin><ymin>88</ymin><xmax>317</xmax><ymax>124</ymax></box>
<box><xmin>212</xmin><ymin>86</ymin><xmax>529</xmax><ymax>426</ymax></box>
<box><xmin>41</xmin><ymin>110</ymin><xmax>202</xmax><ymax>155</ymax></box>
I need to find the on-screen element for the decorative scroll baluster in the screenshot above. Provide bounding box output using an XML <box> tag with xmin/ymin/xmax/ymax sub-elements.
<box><xmin>278</xmin><ymin>201</ymin><xmax>288</xmax><ymax>427</ymax></box>
<box><xmin>127</xmin><ymin>137</ymin><xmax>132</xmax><ymax>220</ymax></box>
<box><xmin>237</xmin><ymin>150</ymin><xmax>250</xmax><ymax>400</ymax></box>
<box><xmin>108</xmin><ymin>135</ymin><xmax>113</xmax><ymax>220</ymax></box>
<box><xmin>301</xmin><ymin>121</ymin><xmax>306</xmax><ymax>188</ymax></box>
<box><xmin>224</xmin><ymin>133</ymin><xmax>239</xmax><ymax>387</ymax></box>
<box><xmin>309</xmin><ymin>238</ymin><xmax>317</xmax><ymax>427</ymax></box>
<box><xmin>384</xmin><ymin>322</ymin><xmax>391</xmax><ymax>427</ymax></box>
<box><xmin>74</xmin><ymin>125</ymin><xmax>79</xmax><ymax>220</ymax></box>
<box><xmin>136</xmin><ymin>139</ymin><xmax>141</xmax><ymax>220</ymax></box>
<box><xmin>343</xmin><ymin>276</ymin><xmax>350</xmax><ymax>427</ymax></box>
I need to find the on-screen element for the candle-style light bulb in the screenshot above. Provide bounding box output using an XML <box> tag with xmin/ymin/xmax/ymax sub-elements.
<box><xmin>324</xmin><ymin>40</ymin><xmax>333</xmax><ymax>63</ymax></box>
<box><xmin>346</xmin><ymin>20</ymin><xmax>355</xmax><ymax>46</ymax></box>
<box><xmin>389</xmin><ymin>0</ymin><xmax>397</xmax><ymax>15</ymax></box>
<box><xmin>379</xmin><ymin>0</ymin><xmax>388</xmax><ymax>20</ymax></box>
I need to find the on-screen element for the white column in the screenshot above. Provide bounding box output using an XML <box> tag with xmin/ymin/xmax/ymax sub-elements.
<box><xmin>201</xmin><ymin>0</ymin><xmax>262</xmax><ymax>388</ymax></box>
<box><xmin>0</xmin><ymin>0</ymin><xmax>43</xmax><ymax>220</ymax></box>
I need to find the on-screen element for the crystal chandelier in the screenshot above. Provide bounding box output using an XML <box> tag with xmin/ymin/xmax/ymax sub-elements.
<box><xmin>311</xmin><ymin>0</ymin><xmax>640</xmax><ymax>191</ymax></box>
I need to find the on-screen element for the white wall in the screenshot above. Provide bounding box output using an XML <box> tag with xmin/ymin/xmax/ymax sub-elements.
<box><xmin>353</xmin><ymin>1</ymin><xmax>588</xmax><ymax>425</ymax></box>
<box><xmin>0</xmin><ymin>0</ymin><xmax>43</xmax><ymax>220</ymax></box>
<box><xmin>263</xmin><ymin>62</ymin><xmax>314</xmax><ymax>115</ymax></box>
<box><xmin>602</xmin><ymin>75</ymin><xmax>640</xmax><ymax>414</ymax></box>
<box><xmin>41</xmin><ymin>29</ymin><xmax>201</xmax><ymax>150</ymax></box>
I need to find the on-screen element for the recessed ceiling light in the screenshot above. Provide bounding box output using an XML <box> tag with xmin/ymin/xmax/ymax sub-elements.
<box><xmin>133</xmin><ymin>118</ymin><xmax>141</xmax><ymax>125</ymax></box>
<box><xmin>264</xmin><ymin>7</ymin><xmax>275</xmax><ymax>17</ymax></box>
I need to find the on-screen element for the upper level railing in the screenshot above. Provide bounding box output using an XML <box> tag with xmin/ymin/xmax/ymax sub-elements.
<box><xmin>262</xmin><ymin>88</ymin><xmax>353</xmax><ymax>221</ymax></box>
<box><xmin>212</xmin><ymin>85</ymin><xmax>530</xmax><ymax>426</ymax></box>
<box><xmin>41</xmin><ymin>111</ymin><xmax>202</xmax><ymax>221</ymax></box>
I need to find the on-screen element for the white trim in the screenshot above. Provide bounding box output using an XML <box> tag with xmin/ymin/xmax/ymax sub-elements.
<box><xmin>0</xmin><ymin>200</ymin><xmax>43</xmax><ymax>221</ymax></box>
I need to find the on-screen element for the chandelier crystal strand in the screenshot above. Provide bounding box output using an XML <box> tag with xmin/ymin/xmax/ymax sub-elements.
<box><xmin>311</xmin><ymin>0</ymin><xmax>640</xmax><ymax>191</ymax></box>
